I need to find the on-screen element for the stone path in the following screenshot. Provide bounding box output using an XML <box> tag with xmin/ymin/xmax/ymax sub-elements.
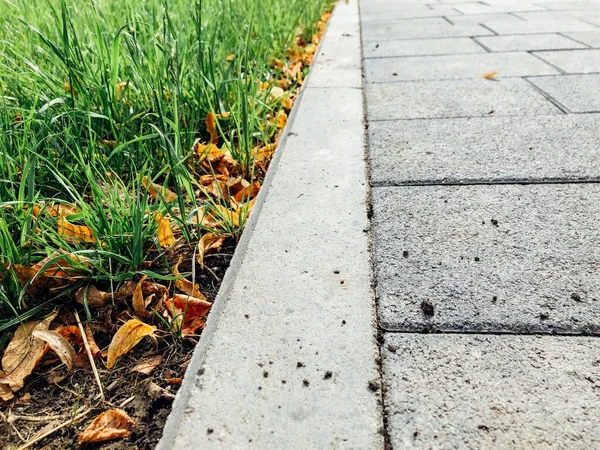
<box><xmin>362</xmin><ymin>0</ymin><xmax>600</xmax><ymax>447</ymax></box>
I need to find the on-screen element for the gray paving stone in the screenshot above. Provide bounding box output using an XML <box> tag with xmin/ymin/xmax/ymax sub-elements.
<box><xmin>365</xmin><ymin>78</ymin><xmax>560</xmax><ymax>120</ymax></box>
<box><xmin>483</xmin><ymin>17</ymin><xmax>598</xmax><ymax>34</ymax></box>
<box><xmin>369</xmin><ymin>114</ymin><xmax>600</xmax><ymax>185</ymax></box>
<box><xmin>475</xmin><ymin>33</ymin><xmax>587</xmax><ymax>51</ymax></box>
<box><xmin>382</xmin><ymin>334</ymin><xmax>600</xmax><ymax>449</ymax></box>
<box><xmin>563</xmin><ymin>30</ymin><xmax>600</xmax><ymax>47</ymax></box>
<box><xmin>362</xmin><ymin>18</ymin><xmax>493</xmax><ymax>41</ymax></box>
<box><xmin>449</xmin><ymin>13</ymin><xmax>525</xmax><ymax>26</ymax></box>
<box><xmin>372</xmin><ymin>184</ymin><xmax>600</xmax><ymax>334</ymax></box>
<box><xmin>537</xmin><ymin>1</ymin><xmax>600</xmax><ymax>9</ymax></box>
<box><xmin>453</xmin><ymin>2</ymin><xmax>545</xmax><ymax>14</ymax></box>
<box><xmin>364</xmin><ymin>52</ymin><xmax>558</xmax><ymax>82</ymax></box>
<box><xmin>363</xmin><ymin>37</ymin><xmax>485</xmax><ymax>59</ymax></box>
<box><xmin>534</xmin><ymin>49</ymin><xmax>600</xmax><ymax>73</ymax></box>
<box><xmin>528</xmin><ymin>74</ymin><xmax>600</xmax><ymax>112</ymax></box>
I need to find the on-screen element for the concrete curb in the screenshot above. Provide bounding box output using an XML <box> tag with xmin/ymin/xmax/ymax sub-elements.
<box><xmin>157</xmin><ymin>1</ymin><xmax>383</xmax><ymax>448</ymax></box>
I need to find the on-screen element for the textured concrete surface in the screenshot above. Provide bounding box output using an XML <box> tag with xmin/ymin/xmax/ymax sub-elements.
<box><xmin>362</xmin><ymin>18</ymin><xmax>493</xmax><ymax>41</ymax></box>
<box><xmin>372</xmin><ymin>184</ymin><xmax>600</xmax><ymax>334</ymax></box>
<box><xmin>159</xmin><ymin>1</ymin><xmax>382</xmax><ymax>448</ymax></box>
<box><xmin>534</xmin><ymin>49</ymin><xmax>600</xmax><ymax>73</ymax></box>
<box><xmin>363</xmin><ymin>37</ymin><xmax>485</xmax><ymax>59</ymax></box>
<box><xmin>368</xmin><ymin>114</ymin><xmax>600</xmax><ymax>185</ymax></box>
<box><xmin>365</xmin><ymin>78</ymin><xmax>561</xmax><ymax>121</ymax></box>
<box><xmin>364</xmin><ymin>52</ymin><xmax>558</xmax><ymax>82</ymax></box>
<box><xmin>383</xmin><ymin>334</ymin><xmax>600</xmax><ymax>449</ymax></box>
<box><xmin>529</xmin><ymin>74</ymin><xmax>600</xmax><ymax>112</ymax></box>
<box><xmin>475</xmin><ymin>33</ymin><xmax>586</xmax><ymax>52</ymax></box>
<box><xmin>483</xmin><ymin>18</ymin><xmax>598</xmax><ymax>34</ymax></box>
<box><xmin>564</xmin><ymin>30</ymin><xmax>600</xmax><ymax>47</ymax></box>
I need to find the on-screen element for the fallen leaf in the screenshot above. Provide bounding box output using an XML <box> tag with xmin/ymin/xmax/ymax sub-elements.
<box><xmin>482</xmin><ymin>71</ymin><xmax>499</xmax><ymax>79</ymax></box>
<box><xmin>106</xmin><ymin>319</ymin><xmax>157</xmax><ymax>369</ymax></box>
<box><xmin>32</xmin><ymin>330</ymin><xmax>76</xmax><ymax>382</ymax></box>
<box><xmin>172</xmin><ymin>258</ymin><xmax>207</xmax><ymax>300</ymax></box>
<box><xmin>84</xmin><ymin>325</ymin><xmax>102</xmax><ymax>360</ymax></box>
<box><xmin>0</xmin><ymin>371</ymin><xmax>13</xmax><ymax>402</ymax></box>
<box><xmin>142</xmin><ymin>177</ymin><xmax>178</xmax><ymax>203</ymax></box>
<box><xmin>211</xmin><ymin>205</ymin><xmax>240</xmax><ymax>227</ymax></box>
<box><xmin>276</xmin><ymin>110</ymin><xmax>288</xmax><ymax>129</ymax></box>
<box><xmin>233</xmin><ymin>182</ymin><xmax>261</xmax><ymax>203</ymax></box>
<box><xmin>165</xmin><ymin>377</ymin><xmax>182</xmax><ymax>385</ymax></box>
<box><xmin>206</xmin><ymin>111</ymin><xmax>219</xmax><ymax>145</ymax></box>
<box><xmin>130</xmin><ymin>355</ymin><xmax>163</xmax><ymax>375</ymax></box>
<box><xmin>1</xmin><ymin>312</ymin><xmax>57</xmax><ymax>391</ymax></box>
<box><xmin>75</xmin><ymin>285</ymin><xmax>113</xmax><ymax>308</ymax></box>
<box><xmin>216</xmin><ymin>112</ymin><xmax>231</xmax><ymax>119</ymax></box>
<box><xmin>58</xmin><ymin>216</ymin><xmax>96</xmax><ymax>244</ymax></box>
<box><xmin>225</xmin><ymin>54</ymin><xmax>235</xmax><ymax>62</ymax></box>
<box><xmin>78</xmin><ymin>409</ymin><xmax>135</xmax><ymax>444</ymax></box>
<box><xmin>168</xmin><ymin>294</ymin><xmax>212</xmax><ymax>334</ymax></box>
<box><xmin>197</xmin><ymin>233</ymin><xmax>225</xmax><ymax>269</ymax></box>
<box><xmin>251</xmin><ymin>143</ymin><xmax>277</xmax><ymax>163</ymax></box>
<box><xmin>132</xmin><ymin>276</ymin><xmax>151</xmax><ymax>319</ymax></box>
<box><xmin>155</xmin><ymin>212</ymin><xmax>176</xmax><ymax>247</ymax></box>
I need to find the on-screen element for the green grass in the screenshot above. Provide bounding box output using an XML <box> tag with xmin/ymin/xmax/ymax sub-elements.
<box><xmin>0</xmin><ymin>0</ymin><xmax>333</xmax><ymax>329</ymax></box>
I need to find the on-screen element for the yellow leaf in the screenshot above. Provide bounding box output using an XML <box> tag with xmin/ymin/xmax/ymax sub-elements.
<box><xmin>225</xmin><ymin>54</ymin><xmax>235</xmax><ymax>62</ymax></box>
<box><xmin>212</xmin><ymin>205</ymin><xmax>240</xmax><ymax>227</ymax></box>
<box><xmin>251</xmin><ymin>143</ymin><xmax>277</xmax><ymax>163</ymax></box>
<box><xmin>172</xmin><ymin>258</ymin><xmax>207</xmax><ymax>299</ymax></box>
<box><xmin>216</xmin><ymin>112</ymin><xmax>231</xmax><ymax>119</ymax></box>
<box><xmin>206</xmin><ymin>111</ymin><xmax>219</xmax><ymax>145</ymax></box>
<box><xmin>132</xmin><ymin>276</ymin><xmax>151</xmax><ymax>319</ymax></box>
<box><xmin>155</xmin><ymin>212</ymin><xmax>176</xmax><ymax>247</ymax></box>
<box><xmin>276</xmin><ymin>110</ymin><xmax>288</xmax><ymax>129</ymax></box>
<box><xmin>482</xmin><ymin>71</ymin><xmax>499</xmax><ymax>80</ymax></box>
<box><xmin>106</xmin><ymin>319</ymin><xmax>156</xmax><ymax>369</ymax></box>
<box><xmin>78</xmin><ymin>409</ymin><xmax>135</xmax><ymax>444</ymax></box>
<box><xmin>58</xmin><ymin>216</ymin><xmax>96</xmax><ymax>243</ymax></box>
<box><xmin>196</xmin><ymin>233</ymin><xmax>225</xmax><ymax>269</ymax></box>
<box><xmin>142</xmin><ymin>177</ymin><xmax>177</xmax><ymax>203</ymax></box>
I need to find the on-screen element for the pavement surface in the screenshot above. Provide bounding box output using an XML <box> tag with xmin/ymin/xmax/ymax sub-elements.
<box><xmin>363</xmin><ymin>0</ymin><xmax>600</xmax><ymax>447</ymax></box>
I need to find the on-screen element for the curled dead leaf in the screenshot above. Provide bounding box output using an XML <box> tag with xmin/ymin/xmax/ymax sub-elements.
<box><xmin>75</xmin><ymin>285</ymin><xmax>113</xmax><ymax>308</ymax></box>
<box><xmin>58</xmin><ymin>216</ymin><xmax>96</xmax><ymax>243</ymax></box>
<box><xmin>132</xmin><ymin>276</ymin><xmax>151</xmax><ymax>319</ymax></box>
<box><xmin>166</xmin><ymin>294</ymin><xmax>212</xmax><ymax>335</ymax></box>
<box><xmin>106</xmin><ymin>319</ymin><xmax>157</xmax><ymax>369</ymax></box>
<box><xmin>142</xmin><ymin>177</ymin><xmax>178</xmax><ymax>203</ymax></box>
<box><xmin>78</xmin><ymin>409</ymin><xmax>135</xmax><ymax>444</ymax></box>
<box><xmin>0</xmin><ymin>371</ymin><xmax>13</xmax><ymax>402</ymax></box>
<box><xmin>197</xmin><ymin>233</ymin><xmax>225</xmax><ymax>269</ymax></box>
<box><xmin>206</xmin><ymin>111</ymin><xmax>219</xmax><ymax>145</ymax></box>
<box><xmin>172</xmin><ymin>258</ymin><xmax>207</xmax><ymax>300</ymax></box>
<box><xmin>32</xmin><ymin>330</ymin><xmax>76</xmax><ymax>383</ymax></box>
<box><xmin>1</xmin><ymin>312</ymin><xmax>57</xmax><ymax>392</ymax></box>
<box><xmin>482</xmin><ymin>71</ymin><xmax>499</xmax><ymax>80</ymax></box>
<box><xmin>276</xmin><ymin>110</ymin><xmax>288</xmax><ymax>129</ymax></box>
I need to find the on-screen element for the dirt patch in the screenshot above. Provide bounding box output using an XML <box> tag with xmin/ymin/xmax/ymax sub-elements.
<box><xmin>0</xmin><ymin>241</ymin><xmax>235</xmax><ymax>449</ymax></box>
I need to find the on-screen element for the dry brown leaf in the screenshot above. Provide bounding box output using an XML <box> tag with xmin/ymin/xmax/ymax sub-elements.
<box><xmin>142</xmin><ymin>177</ymin><xmax>178</xmax><ymax>203</ymax></box>
<box><xmin>74</xmin><ymin>285</ymin><xmax>113</xmax><ymax>308</ymax></box>
<box><xmin>482</xmin><ymin>71</ymin><xmax>499</xmax><ymax>79</ymax></box>
<box><xmin>195</xmin><ymin>142</ymin><xmax>223</xmax><ymax>164</ymax></box>
<box><xmin>197</xmin><ymin>233</ymin><xmax>225</xmax><ymax>269</ymax></box>
<box><xmin>32</xmin><ymin>330</ymin><xmax>76</xmax><ymax>382</ymax></box>
<box><xmin>172</xmin><ymin>258</ymin><xmax>207</xmax><ymax>300</ymax></box>
<box><xmin>1</xmin><ymin>312</ymin><xmax>57</xmax><ymax>391</ymax></box>
<box><xmin>166</xmin><ymin>294</ymin><xmax>212</xmax><ymax>335</ymax></box>
<box><xmin>206</xmin><ymin>111</ymin><xmax>219</xmax><ymax>145</ymax></box>
<box><xmin>165</xmin><ymin>377</ymin><xmax>183</xmax><ymax>385</ymax></box>
<box><xmin>251</xmin><ymin>143</ymin><xmax>276</xmax><ymax>163</ymax></box>
<box><xmin>58</xmin><ymin>216</ymin><xmax>96</xmax><ymax>243</ymax></box>
<box><xmin>0</xmin><ymin>371</ymin><xmax>13</xmax><ymax>402</ymax></box>
<box><xmin>106</xmin><ymin>319</ymin><xmax>157</xmax><ymax>369</ymax></box>
<box><xmin>155</xmin><ymin>212</ymin><xmax>176</xmax><ymax>247</ymax></box>
<box><xmin>78</xmin><ymin>409</ymin><xmax>135</xmax><ymax>444</ymax></box>
<box><xmin>130</xmin><ymin>355</ymin><xmax>163</xmax><ymax>376</ymax></box>
<box><xmin>132</xmin><ymin>276</ymin><xmax>151</xmax><ymax>319</ymax></box>
<box><xmin>233</xmin><ymin>182</ymin><xmax>261</xmax><ymax>203</ymax></box>
<box><xmin>85</xmin><ymin>325</ymin><xmax>102</xmax><ymax>360</ymax></box>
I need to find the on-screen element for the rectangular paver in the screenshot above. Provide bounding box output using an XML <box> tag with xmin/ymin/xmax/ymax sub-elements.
<box><xmin>383</xmin><ymin>334</ymin><xmax>600</xmax><ymax>449</ymax></box>
<box><xmin>363</xmin><ymin>37</ymin><xmax>485</xmax><ymax>59</ymax></box>
<box><xmin>563</xmin><ymin>30</ymin><xmax>600</xmax><ymax>47</ymax></box>
<box><xmin>475</xmin><ymin>33</ymin><xmax>587</xmax><ymax>51</ymax></box>
<box><xmin>365</xmin><ymin>78</ymin><xmax>560</xmax><ymax>120</ymax></box>
<box><xmin>364</xmin><ymin>52</ymin><xmax>558</xmax><ymax>82</ymax></box>
<box><xmin>529</xmin><ymin>74</ymin><xmax>600</xmax><ymax>112</ymax></box>
<box><xmin>483</xmin><ymin>18</ymin><xmax>598</xmax><ymax>34</ymax></box>
<box><xmin>534</xmin><ymin>49</ymin><xmax>600</xmax><ymax>73</ymax></box>
<box><xmin>362</xmin><ymin>18</ymin><xmax>493</xmax><ymax>41</ymax></box>
<box><xmin>368</xmin><ymin>114</ymin><xmax>600</xmax><ymax>185</ymax></box>
<box><xmin>373</xmin><ymin>184</ymin><xmax>600</xmax><ymax>334</ymax></box>
<box><xmin>453</xmin><ymin>2</ymin><xmax>545</xmax><ymax>14</ymax></box>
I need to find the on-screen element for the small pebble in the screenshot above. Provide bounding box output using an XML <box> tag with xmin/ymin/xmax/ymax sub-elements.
<box><xmin>324</xmin><ymin>371</ymin><xmax>333</xmax><ymax>380</ymax></box>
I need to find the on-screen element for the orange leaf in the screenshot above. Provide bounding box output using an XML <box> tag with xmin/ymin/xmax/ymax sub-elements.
<box><xmin>206</xmin><ymin>111</ymin><xmax>219</xmax><ymax>145</ymax></box>
<box><xmin>142</xmin><ymin>177</ymin><xmax>177</xmax><ymax>203</ymax></box>
<box><xmin>482</xmin><ymin>71</ymin><xmax>499</xmax><ymax>79</ymax></box>
<box><xmin>106</xmin><ymin>319</ymin><xmax>156</xmax><ymax>369</ymax></box>
<box><xmin>211</xmin><ymin>205</ymin><xmax>241</xmax><ymax>227</ymax></box>
<box><xmin>251</xmin><ymin>143</ymin><xmax>276</xmax><ymax>163</ymax></box>
<box><xmin>172</xmin><ymin>258</ymin><xmax>207</xmax><ymax>300</ymax></box>
<box><xmin>197</xmin><ymin>233</ymin><xmax>225</xmax><ymax>269</ymax></box>
<box><xmin>1</xmin><ymin>312</ymin><xmax>57</xmax><ymax>392</ymax></box>
<box><xmin>166</xmin><ymin>294</ymin><xmax>212</xmax><ymax>335</ymax></box>
<box><xmin>233</xmin><ymin>182</ymin><xmax>261</xmax><ymax>203</ymax></box>
<box><xmin>78</xmin><ymin>409</ymin><xmax>135</xmax><ymax>444</ymax></box>
<box><xmin>276</xmin><ymin>110</ymin><xmax>288</xmax><ymax>129</ymax></box>
<box><xmin>155</xmin><ymin>212</ymin><xmax>176</xmax><ymax>247</ymax></box>
<box><xmin>130</xmin><ymin>355</ymin><xmax>163</xmax><ymax>376</ymax></box>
